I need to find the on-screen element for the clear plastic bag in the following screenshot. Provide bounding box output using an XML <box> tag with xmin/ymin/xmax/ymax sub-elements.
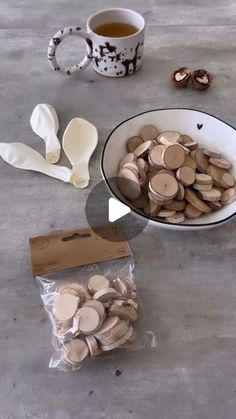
<box><xmin>37</xmin><ymin>254</ymin><xmax>156</xmax><ymax>371</ymax></box>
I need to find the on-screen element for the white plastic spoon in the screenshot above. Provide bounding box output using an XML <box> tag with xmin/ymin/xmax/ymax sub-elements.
<box><xmin>62</xmin><ymin>118</ymin><xmax>98</xmax><ymax>188</ymax></box>
<box><xmin>0</xmin><ymin>142</ymin><xmax>73</xmax><ymax>184</ymax></box>
<box><xmin>30</xmin><ymin>104</ymin><xmax>61</xmax><ymax>164</ymax></box>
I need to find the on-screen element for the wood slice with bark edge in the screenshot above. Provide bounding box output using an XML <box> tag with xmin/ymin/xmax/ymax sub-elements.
<box><xmin>162</xmin><ymin>144</ymin><xmax>185</xmax><ymax>170</ymax></box>
<box><xmin>165</xmin><ymin>212</ymin><xmax>185</xmax><ymax>224</ymax></box>
<box><xmin>209</xmin><ymin>157</ymin><xmax>232</xmax><ymax>170</ymax></box>
<box><xmin>131</xmin><ymin>194</ymin><xmax>148</xmax><ymax>209</ymax></box>
<box><xmin>150</xmin><ymin>172</ymin><xmax>178</xmax><ymax>198</ymax></box>
<box><xmin>118</xmin><ymin>168</ymin><xmax>141</xmax><ymax>200</ymax></box>
<box><xmin>195</xmin><ymin>173</ymin><xmax>212</xmax><ymax>185</ymax></box>
<box><xmin>194</xmin><ymin>149</ymin><xmax>210</xmax><ymax>173</ymax></box>
<box><xmin>137</xmin><ymin>158</ymin><xmax>148</xmax><ymax>172</ymax></box>
<box><xmin>208</xmin><ymin>201</ymin><xmax>222</xmax><ymax>210</ymax></box>
<box><xmin>157</xmin><ymin>131</ymin><xmax>181</xmax><ymax>145</ymax></box>
<box><xmin>175</xmin><ymin>183</ymin><xmax>185</xmax><ymax>200</ymax></box>
<box><xmin>192</xmin><ymin>183</ymin><xmax>213</xmax><ymax>191</ymax></box>
<box><xmin>119</xmin><ymin>153</ymin><xmax>135</xmax><ymax>169</ymax></box>
<box><xmin>157</xmin><ymin>210</ymin><xmax>176</xmax><ymax>217</ymax></box>
<box><xmin>127</xmin><ymin>136</ymin><xmax>143</xmax><ymax>153</ymax></box>
<box><xmin>207</xmin><ymin>165</ymin><xmax>227</xmax><ymax>187</ymax></box>
<box><xmin>183</xmin><ymin>155</ymin><xmax>197</xmax><ymax>170</ymax></box>
<box><xmin>87</xmin><ymin>275</ymin><xmax>110</xmax><ymax>294</ymax></box>
<box><xmin>176</xmin><ymin>166</ymin><xmax>196</xmax><ymax>186</ymax></box>
<box><xmin>220</xmin><ymin>172</ymin><xmax>235</xmax><ymax>188</ymax></box>
<box><xmin>221</xmin><ymin>188</ymin><xmax>236</xmax><ymax>204</ymax></box>
<box><xmin>134</xmin><ymin>140</ymin><xmax>153</xmax><ymax>157</ymax></box>
<box><xmin>203</xmin><ymin>148</ymin><xmax>221</xmax><ymax>159</ymax></box>
<box><xmin>164</xmin><ymin>200</ymin><xmax>187</xmax><ymax>211</ymax></box>
<box><xmin>185</xmin><ymin>204</ymin><xmax>202</xmax><ymax>219</ymax></box>
<box><xmin>198</xmin><ymin>188</ymin><xmax>222</xmax><ymax>202</ymax></box>
<box><xmin>185</xmin><ymin>189</ymin><xmax>211</xmax><ymax>213</ymax></box>
<box><xmin>140</xmin><ymin>125</ymin><xmax>159</xmax><ymax>141</ymax></box>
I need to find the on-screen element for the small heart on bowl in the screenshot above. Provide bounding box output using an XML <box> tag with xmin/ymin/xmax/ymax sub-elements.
<box><xmin>197</xmin><ymin>123</ymin><xmax>203</xmax><ymax>130</ymax></box>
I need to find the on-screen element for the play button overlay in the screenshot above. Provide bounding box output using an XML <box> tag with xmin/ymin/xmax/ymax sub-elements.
<box><xmin>85</xmin><ymin>177</ymin><xmax>148</xmax><ymax>242</ymax></box>
<box><xmin>108</xmin><ymin>198</ymin><xmax>130</xmax><ymax>222</ymax></box>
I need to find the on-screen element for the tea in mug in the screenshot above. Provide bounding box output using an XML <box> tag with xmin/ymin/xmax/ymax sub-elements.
<box><xmin>94</xmin><ymin>22</ymin><xmax>138</xmax><ymax>38</ymax></box>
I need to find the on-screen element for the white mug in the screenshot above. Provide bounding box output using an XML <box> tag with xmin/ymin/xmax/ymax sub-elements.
<box><xmin>48</xmin><ymin>8</ymin><xmax>145</xmax><ymax>77</ymax></box>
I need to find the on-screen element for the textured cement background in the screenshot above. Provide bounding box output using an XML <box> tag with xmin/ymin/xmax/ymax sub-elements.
<box><xmin>0</xmin><ymin>1</ymin><xmax>236</xmax><ymax>418</ymax></box>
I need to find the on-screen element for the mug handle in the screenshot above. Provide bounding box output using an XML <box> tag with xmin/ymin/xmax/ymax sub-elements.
<box><xmin>47</xmin><ymin>26</ymin><xmax>93</xmax><ymax>75</ymax></box>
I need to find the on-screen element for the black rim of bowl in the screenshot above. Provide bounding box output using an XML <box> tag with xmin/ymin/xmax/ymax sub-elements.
<box><xmin>100</xmin><ymin>108</ymin><xmax>236</xmax><ymax>227</ymax></box>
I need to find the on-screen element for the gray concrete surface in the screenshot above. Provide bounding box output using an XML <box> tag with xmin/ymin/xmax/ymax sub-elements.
<box><xmin>0</xmin><ymin>1</ymin><xmax>236</xmax><ymax>418</ymax></box>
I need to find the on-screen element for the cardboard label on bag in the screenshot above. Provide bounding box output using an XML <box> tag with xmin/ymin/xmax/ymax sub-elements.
<box><xmin>29</xmin><ymin>224</ymin><xmax>131</xmax><ymax>276</ymax></box>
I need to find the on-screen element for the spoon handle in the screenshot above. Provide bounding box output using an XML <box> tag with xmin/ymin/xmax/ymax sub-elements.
<box><xmin>71</xmin><ymin>161</ymin><xmax>90</xmax><ymax>189</ymax></box>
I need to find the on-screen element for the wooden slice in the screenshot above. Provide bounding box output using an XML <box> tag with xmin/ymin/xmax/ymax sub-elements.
<box><xmin>157</xmin><ymin>169</ymin><xmax>175</xmax><ymax>177</ymax></box>
<box><xmin>98</xmin><ymin>321</ymin><xmax>130</xmax><ymax>346</ymax></box>
<box><xmin>176</xmin><ymin>166</ymin><xmax>195</xmax><ymax>186</ymax></box>
<box><xmin>149</xmin><ymin>145</ymin><xmax>165</xmax><ymax>168</ymax></box>
<box><xmin>101</xmin><ymin>326</ymin><xmax>134</xmax><ymax>351</ymax></box>
<box><xmin>85</xmin><ymin>335</ymin><xmax>101</xmax><ymax>357</ymax></box>
<box><xmin>164</xmin><ymin>200</ymin><xmax>186</xmax><ymax>211</ymax></box>
<box><xmin>209</xmin><ymin>157</ymin><xmax>231</xmax><ymax>170</ymax></box>
<box><xmin>83</xmin><ymin>300</ymin><xmax>106</xmax><ymax>321</ymax></box>
<box><xmin>165</xmin><ymin>212</ymin><xmax>185</xmax><ymax>224</ymax></box>
<box><xmin>183</xmin><ymin>141</ymin><xmax>198</xmax><ymax>150</ymax></box>
<box><xmin>118</xmin><ymin>168</ymin><xmax>141</xmax><ymax>200</ymax></box>
<box><xmin>192</xmin><ymin>183</ymin><xmax>212</xmax><ymax>191</ymax></box>
<box><xmin>134</xmin><ymin>140</ymin><xmax>152</xmax><ymax>157</ymax></box>
<box><xmin>203</xmin><ymin>148</ymin><xmax>221</xmax><ymax>159</ymax></box>
<box><xmin>144</xmin><ymin>201</ymin><xmax>160</xmax><ymax>216</ymax></box>
<box><xmin>148</xmin><ymin>190</ymin><xmax>172</xmax><ymax>205</ymax></box>
<box><xmin>88</xmin><ymin>275</ymin><xmax>110</xmax><ymax>294</ymax></box>
<box><xmin>221</xmin><ymin>188</ymin><xmax>236</xmax><ymax>204</ymax></box>
<box><xmin>131</xmin><ymin>194</ymin><xmax>148</xmax><ymax>209</ymax></box>
<box><xmin>185</xmin><ymin>189</ymin><xmax>211</xmax><ymax>213</ymax></box>
<box><xmin>140</xmin><ymin>125</ymin><xmax>159</xmax><ymax>141</ymax></box>
<box><xmin>208</xmin><ymin>201</ymin><xmax>222</xmax><ymax>210</ymax></box>
<box><xmin>150</xmin><ymin>173</ymin><xmax>178</xmax><ymax>198</ymax></box>
<box><xmin>183</xmin><ymin>155</ymin><xmax>197</xmax><ymax>170</ymax></box>
<box><xmin>127</xmin><ymin>136</ymin><xmax>143</xmax><ymax>152</ymax></box>
<box><xmin>108</xmin><ymin>304</ymin><xmax>137</xmax><ymax>322</ymax></box>
<box><xmin>119</xmin><ymin>153</ymin><xmax>135</xmax><ymax>169</ymax></box>
<box><xmin>162</xmin><ymin>144</ymin><xmax>185</xmax><ymax>170</ymax></box>
<box><xmin>157</xmin><ymin>210</ymin><xmax>176</xmax><ymax>217</ymax></box>
<box><xmin>220</xmin><ymin>172</ymin><xmax>235</xmax><ymax>188</ymax></box>
<box><xmin>194</xmin><ymin>149</ymin><xmax>210</xmax><ymax>173</ymax></box>
<box><xmin>112</xmin><ymin>298</ymin><xmax>138</xmax><ymax>311</ymax></box>
<box><xmin>175</xmin><ymin>183</ymin><xmax>185</xmax><ymax>200</ymax></box>
<box><xmin>122</xmin><ymin>161</ymin><xmax>139</xmax><ymax>176</ymax></box>
<box><xmin>53</xmin><ymin>294</ymin><xmax>79</xmax><ymax>322</ymax></box>
<box><xmin>195</xmin><ymin>173</ymin><xmax>212</xmax><ymax>185</ymax></box>
<box><xmin>58</xmin><ymin>286</ymin><xmax>81</xmax><ymax>298</ymax></box>
<box><xmin>63</xmin><ymin>339</ymin><xmax>88</xmax><ymax>364</ymax></box>
<box><xmin>185</xmin><ymin>204</ymin><xmax>202</xmax><ymax>219</ymax></box>
<box><xmin>76</xmin><ymin>306</ymin><xmax>100</xmax><ymax>334</ymax></box>
<box><xmin>179</xmin><ymin>134</ymin><xmax>193</xmax><ymax>144</ymax></box>
<box><xmin>207</xmin><ymin>165</ymin><xmax>227</xmax><ymax>187</ymax></box>
<box><xmin>198</xmin><ymin>188</ymin><xmax>222</xmax><ymax>202</ymax></box>
<box><xmin>93</xmin><ymin>288</ymin><xmax>118</xmax><ymax>302</ymax></box>
<box><xmin>114</xmin><ymin>277</ymin><xmax>132</xmax><ymax>298</ymax></box>
<box><xmin>137</xmin><ymin>158</ymin><xmax>148</xmax><ymax>172</ymax></box>
<box><xmin>94</xmin><ymin>316</ymin><xmax>120</xmax><ymax>338</ymax></box>
<box><xmin>157</xmin><ymin>131</ymin><xmax>181</xmax><ymax>145</ymax></box>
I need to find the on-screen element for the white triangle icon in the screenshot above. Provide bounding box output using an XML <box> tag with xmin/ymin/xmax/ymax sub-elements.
<box><xmin>108</xmin><ymin>198</ymin><xmax>130</xmax><ymax>222</ymax></box>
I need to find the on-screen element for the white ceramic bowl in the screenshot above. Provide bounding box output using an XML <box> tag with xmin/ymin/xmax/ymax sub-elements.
<box><xmin>101</xmin><ymin>109</ymin><xmax>236</xmax><ymax>230</ymax></box>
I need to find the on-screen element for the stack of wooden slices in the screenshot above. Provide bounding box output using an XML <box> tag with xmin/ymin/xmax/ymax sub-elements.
<box><xmin>117</xmin><ymin>125</ymin><xmax>236</xmax><ymax>224</ymax></box>
<box><xmin>52</xmin><ymin>274</ymin><xmax>137</xmax><ymax>368</ymax></box>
